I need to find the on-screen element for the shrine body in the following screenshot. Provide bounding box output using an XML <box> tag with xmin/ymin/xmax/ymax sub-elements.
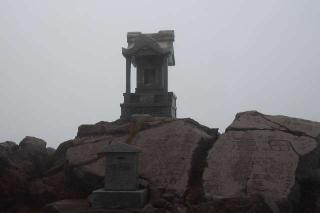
<box><xmin>120</xmin><ymin>30</ymin><xmax>177</xmax><ymax>119</ymax></box>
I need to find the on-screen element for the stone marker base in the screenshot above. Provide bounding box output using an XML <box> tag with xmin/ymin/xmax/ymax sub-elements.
<box><xmin>89</xmin><ymin>188</ymin><xmax>148</xmax><ymax>209</ymax></box>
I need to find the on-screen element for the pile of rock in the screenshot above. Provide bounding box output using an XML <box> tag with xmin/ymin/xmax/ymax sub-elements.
<box><xmin>1</xmin><ymin>111</ymin><xmax>320</xmax><ymax>213</ymax></box>
<box><xmin>0</xmin><ymin>137</ymin><xmax>55</xmax><ymax>212</ymax></box>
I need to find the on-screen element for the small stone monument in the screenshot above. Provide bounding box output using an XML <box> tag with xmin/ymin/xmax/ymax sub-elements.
<box><xmin>89</xmin><ymin>143</ymin><xmax>147</xmax><ymax>209</ymax></box>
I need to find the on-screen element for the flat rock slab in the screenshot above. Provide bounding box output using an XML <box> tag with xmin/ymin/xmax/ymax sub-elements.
<box><xmin>228</xmin><ymin>111</ymin><xmax>320</xmax><ymax>138</ymax></box>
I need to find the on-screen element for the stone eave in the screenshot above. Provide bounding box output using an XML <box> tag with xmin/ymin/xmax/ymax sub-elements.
<box><xmin>123</xmin><ymin>31</ymin><xmax>175</xmax><ymax>66</ymax></box>
<box><xmin>122</xmin><ymin>35</ymin><xmax>172</xmax><ymax>57</ymax></box>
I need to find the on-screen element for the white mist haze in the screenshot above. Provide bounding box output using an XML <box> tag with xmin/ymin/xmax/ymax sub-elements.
<box><xmin>0</xmin><ymin>0</ymin><xmax>319</xmax><ymax>147</ymax></box>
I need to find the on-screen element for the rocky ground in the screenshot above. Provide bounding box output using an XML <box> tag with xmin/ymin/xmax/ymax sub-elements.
<box><xmin>1</xmin><ymin>111</ymin><xmax>320</xmax><ymax>213</ymax></box>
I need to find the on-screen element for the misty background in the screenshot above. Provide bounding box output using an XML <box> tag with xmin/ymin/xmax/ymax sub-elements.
<box><xmin>1</xmin><ymin>0</ymin><xmax>319</xmax><ymax>148</ymax></box>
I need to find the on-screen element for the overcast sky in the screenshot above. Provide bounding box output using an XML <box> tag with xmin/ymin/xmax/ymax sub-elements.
<box><xmin>1</xmin><ymin>0</ymin><xmax>319</xmax><ymax>148</ymax></box>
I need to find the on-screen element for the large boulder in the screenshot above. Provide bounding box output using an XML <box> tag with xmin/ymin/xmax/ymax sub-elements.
<box><xmin>17</xmin><ymin>136</ymin><xmax>50</xmax><ymax>176</ymax></box>
<box><xmin>0</xmin><ymin>136</ymin><xmax>58</xmax><ymax>212</ymax></box>
<box><xmin>61</xmin><ymin>116</ymin><xmax>219</xmax><ymax>202</ymax></box>
<box><xmin>203</xmin><ymin>111</ymin><xmax>320</xmax><ymax>212</ymax></box>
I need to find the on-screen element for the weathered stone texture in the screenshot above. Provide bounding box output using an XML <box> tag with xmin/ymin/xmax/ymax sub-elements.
<box><xmin>65</xmin><ymin>118</ymin><xmax>218</xmax><ymax>198</ymax></box>
<box><xmin>131</xmin><ymin>120</ymin><xmax>214</xmax><ymax>195</ymax></box>
<box><xmin>204</xmin><ymin>111</ymin><xmax>320</xmax><ymax>211</ymax></box>
<box><xmin>228</xmin><ymin>111</ymin><xmax>320</xmax><ymax>138</ymax></box>
<box><xmin>4</xmin><ymin>111</ymin><xmax>320</xmax><ymax>212</ymax></box>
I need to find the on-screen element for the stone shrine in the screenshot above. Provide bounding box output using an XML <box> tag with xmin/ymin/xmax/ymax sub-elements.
<box><xmin>89</xmin><ymin>143</ymin><xmax>147</xmax><ymax>209</ymax></box>
<box><xmin>120</xmin><ymin>30</ymin><xmax>177</xmax><ymax>119</ymax></box>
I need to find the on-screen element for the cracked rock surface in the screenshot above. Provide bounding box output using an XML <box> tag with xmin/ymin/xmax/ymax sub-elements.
<box><xmin>63</xmin><ymin>117</ymin><xmax>219</xmax><ymax>201</ymax></box>
<box><xmin>204</xmin><ymin>111</ymin><xmax>320</xmax><ymax>212</ymax></box>
<box><xmin>3</xmin><ymin>111</ymin><xmax>320</xmax><ymax>212</ymax></box>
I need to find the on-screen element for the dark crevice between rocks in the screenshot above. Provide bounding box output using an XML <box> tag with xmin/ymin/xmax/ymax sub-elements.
<box><xmin>184</xmin><ymin>130</ymin><xmax>219</xmax><ymax>205</ymax></box>
<box><xmin>65</xmin><ymin>165</ymin><xmax>103</xmax><ymax>196</ymax></box>
<box><xmin>45</xmin><ymin>140</ymin><xmax>74</xmax><ymax>176</ymax></box>
<box><xmin>126</xmin><ymin>121</ymin><xmax>143</xmax><ymax>144</ymax></box>
<box><xmin>184</xmin><ymin>118</ymin><xmax>219</xmax><ymax>137</ymax></box>
<box><xmin>287</xmin><ymin>141</ymin><xmax>301</xmax><ymax>157</ymax></box>
<box><xmin>64</xmin><ymin>158</ymin><xmax>107</xmax><ymax>196</ymax></box>
<box><xmin>291</xmin><ymin>137</ymin><xmax>320</xmax><ymax>213</ymax></box>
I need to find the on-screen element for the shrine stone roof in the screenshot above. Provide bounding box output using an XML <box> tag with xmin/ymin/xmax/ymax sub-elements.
<box><xmin>122</xmin><ymin>30</ymin><xmax>175</xmax><ymax>66</ymax></box>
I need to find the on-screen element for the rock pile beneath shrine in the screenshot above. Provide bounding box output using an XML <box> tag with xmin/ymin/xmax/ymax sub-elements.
<box><xmin>61</xmin><ymin>116</ymin><xmax>219</xmax><ymax>202</ymax></box>
<box><xmin>1</xmin><ymin>111</ymin><xmax>320</xmax><ymax>213</ymax></box>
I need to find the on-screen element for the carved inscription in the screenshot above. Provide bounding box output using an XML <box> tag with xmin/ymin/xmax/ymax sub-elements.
<box><xmin>230</xmin><ymin>137</ymin><xmax>258</xmax><ymax>151</ymax></box>
<box><xmin>204</xmin><ymin>130</ymin><xmax>300</xmax><ymax>200</ymax></box>
<box><xmin>230</xmin><ymin>136</ymin><xmax>291</xmax><ymax>152</ymax></box>
<box><xmin>137</xmin><ymin>130</ymin><xmax>196</xmax><ymax>194</ymax></box>
<box><xmin>268</xmin><ymin>139</ymin><xmax>290</xmax><ymax>151</ymax></box>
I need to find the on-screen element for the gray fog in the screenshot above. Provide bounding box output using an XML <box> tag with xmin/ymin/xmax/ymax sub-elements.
<box><xmin>1</xmin><ymin>0</ymin><xmax>319</xmax><ymax>148</ymax></box>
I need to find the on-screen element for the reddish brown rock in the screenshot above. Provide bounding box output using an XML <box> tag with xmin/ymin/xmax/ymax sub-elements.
<box><xmin>4</xmin><ymin>112</ymin><xmax>320</xmax><ymax>213</ymax></box>
<box><xmin>0</xmin><ymin>137</ymin><xmax>60</xmax><ymax>212</ymax></box>
<box><xmin>63</xmin><ymin>117</ymin><xmax>218</xmax><ymax>200</ymax></box>
<box><xmin>228</xmin><ymin>111</ymin><xmax>320</xmax><ymax>138</ymax></box>
<box><xmin>131</xmin><ymin>119</ymin><xmax>215</xmax><ymax>196</ymax></box>
<box><xmin>204</xmin><ymin>111</ymin><xmax>320</xmax><ymax>212</ymax></box>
